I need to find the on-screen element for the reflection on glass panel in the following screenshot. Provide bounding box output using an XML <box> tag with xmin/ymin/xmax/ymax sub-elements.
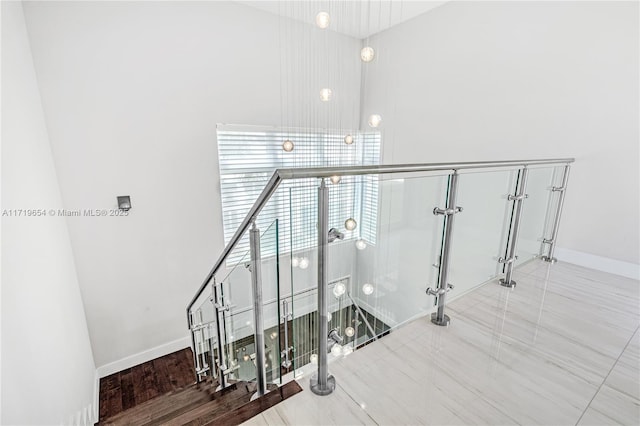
<box><xmin>448</xmin><ymin>170</ymin><xmax>516</xmax><ymax>296</ymax></box>
<box><xmin>259</xmin><ymin>220</ymin><xmax>281</xmax><ymax>384</ymax></box>
<box><xmin>352</xmin><ymin>174</ymin><xmax>447</xmax><ymax>334</ymax></box>
<box><xmin>284</xmin><ymin>174</ymin><xmax>447</xmax><ymax>373</ymax></box>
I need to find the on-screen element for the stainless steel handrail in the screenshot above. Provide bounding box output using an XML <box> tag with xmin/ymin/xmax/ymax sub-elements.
<box><xmin>275</xmin><ymin>158</ymin><xmax>574</xmax><ymax>179</ymax></box>
<box><xmin>186</xmin><ymin>158</ymin><xmax>574</xmax><ymax>315</ymax></box>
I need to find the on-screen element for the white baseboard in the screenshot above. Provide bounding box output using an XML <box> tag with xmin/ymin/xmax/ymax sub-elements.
<box><xmin>555</xmin><ymin>247</ymin><xmax>640</xmax><ymax>280</ymax></box>
<box><xmin>96</xmin><ymin>336</ymin><xmax>191</xmax><ymax>378</ymax></box>
<box><xmin>93</xmin><ymin>369</ymin><xmax>100</xmax><ymax>424</ymax></box>
<box><xmin>63</xmin><ymin>370</ymin><xmax>99</xmax><ymax>425</ymax></box>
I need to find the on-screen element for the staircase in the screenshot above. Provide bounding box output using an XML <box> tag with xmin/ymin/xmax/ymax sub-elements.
<box><xmin>99</xmin><ymin>378</ymin><xmax>301</xmax><ymax>425</ymax></box>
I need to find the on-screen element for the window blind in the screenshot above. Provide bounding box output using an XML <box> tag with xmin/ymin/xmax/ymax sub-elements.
<box><xmin>217</xmin><ymin>126</ymin><xmax>381</xmax><ymax>266</ymax></box>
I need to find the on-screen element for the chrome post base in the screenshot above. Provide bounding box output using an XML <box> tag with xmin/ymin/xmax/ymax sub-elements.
<box><xmin>542</xmin><ymin>256</ymin><xmax>557</xmax><ymax>264</ymax></box>
<box><xmin>430</xmin><ymin>313</ymin><xmax>450</xmax><ymax>326</ymax></box>
<box><xmin>250</xmin><ymin>389</ymin><xmax>269</xmax><ymax>401</ymax></box>
<box><xmin>499</xmin><ymin>278</ymin><xmax>517</xmax><ymax>288</ymax></box>
<box><xmin>310</xmin><ymin>374</ymin><xmax>336</xmax><ymax>396</ymax></box>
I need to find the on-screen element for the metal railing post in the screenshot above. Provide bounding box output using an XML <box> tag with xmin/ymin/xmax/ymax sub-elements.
<box><xmin>542</xmin><ymin>165</ymin><xmax>571</xmax><ymax>263</ymax></box>
<box><xmin>212</xmin><ymin>282</ymin><xmax>228</xmax><ymax>390</ymax></box>
<box><xmin>281</xmin><ymin>299</ymin><xmax>293</xmax><ymax>369</ymax></box>
<box><xmin>427</xmin><ymin>171</ymin><xmax>462</xmax><ymax>326</ymax></box>
<box><xmin>311</xmin><ymin>179</ymin><xmax>336</xmax><ymax>395</ymax></box>
<box><xmin>250</xmin><ymin>222</ymin><xmax>267</xmax><ymax>399</ymax></box>
<box><xmin>207</xmin><ymin>285</ymin><xmax>218</xmax><ymax>384</ymax></box>
<box><xmin>188</xmin><ymin>311</ymin><xmax>200</xmax><ymax>383</ymax></box>
<box><xmin>194</xmin><ymin>309</ymin><xmax>210</xmax><ymax>378</ymax></box>
<box><xmin>499</xmin><ymin>168</ymin><xmax>529</xmax><ymax>288</ymax></box>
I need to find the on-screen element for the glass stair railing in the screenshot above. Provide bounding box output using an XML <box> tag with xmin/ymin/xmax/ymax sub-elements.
<box><xmin>187</xmin><ymin>159</ymin><xmax>573</xmax><ymax>397</ymax></box>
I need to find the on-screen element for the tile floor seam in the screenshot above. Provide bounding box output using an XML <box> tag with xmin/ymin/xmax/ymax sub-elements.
<box><xmin>573</xmin><ymin>325</ymin><xmax>640</xmax><ymax>426</ymax></box>
<box><xmin>335</xmin><ymin>381</ymin><xmax>380</xmax><ymax>425</ymax></box>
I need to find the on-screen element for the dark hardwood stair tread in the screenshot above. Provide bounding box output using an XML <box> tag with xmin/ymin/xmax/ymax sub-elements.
<box><xmin>142</xmin><ymin>390</ymin><xmax>225</xmax><ymax>426</ymax></box>
<box><xmin>100</xmin><ymin>378</ymin><xmax>302</xmax><ymax>426</ymax></box>
<box><xmin>204</xmin><ymin>380</ymin><xmax>303</xmax><ymax>426</ymax></box>
<box><xmin>144</xmin><ymin>384</ymin><xmax>260</xmax><ymax>426</ymax></box>
<box><xmin>162</xmin><ymin>382</ymin><xmax>257</xmax><ymax>426</ymax></box>
<box><xmin>100</xmin><ymin>388</ymin><xmax>205</xmax><ymax>425</ymax></box>
<box><xmin>100</xmin><ymin>380</ymin><xmax>218</xmax><ymax>425</ymax></box>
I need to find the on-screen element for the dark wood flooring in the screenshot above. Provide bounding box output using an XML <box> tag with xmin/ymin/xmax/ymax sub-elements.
<box><xmin>98</xmin><ymin>346</ymin><xmax>304</xmax><ymax>425</ymax></box>
<box><xmin>99</xmin><ymin>348</ymin><xmax>197</xmax><ymax>422</ymax></box>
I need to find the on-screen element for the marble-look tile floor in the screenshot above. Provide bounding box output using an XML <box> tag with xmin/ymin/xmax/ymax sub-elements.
<box><xmin>243</xmin><ymin>260</ymin><xmax>640</xmax><ymax>425</ymax></box>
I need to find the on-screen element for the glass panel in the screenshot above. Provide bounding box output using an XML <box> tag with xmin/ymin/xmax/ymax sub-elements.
<box><xmin>352</xmin><ymin>174</ymin><xmax>447</xmax><ymax>343</ymax></box>
<box><xmin>286</xmin><ymin>183</ymin><xmax>319</xmax><ymax>379</ymax></box>
<box><xmin>191</xmin><ymin>319</ymin><xmax>207</xmax><ymax>373</ymax></box>
<box><xmin>289</xmin><ymin>289</ymin><xmax>318</xmax><ymax>376</ymax></box>
<box><xmin>449</xmin><ymin>169</ymin><xmax>517</xmax><ymax>296</ymax></box>
<box><xmin>285</xmin><ymin>174</ymin><xmax>448</xmax><ymax>372</ymax></box>
<box><xmin>217</xmin><ymin>220</ymin><xmax>281</xmax><ymax>385</ymax></box>
<box><xmin>219</xmin><ymin>247</ymin><xmax>255</xmax><ymax>382</ymax></box>
<box><xmin>516</xmin><ymin>166</ymin><xmax>557</xmax><ymax>265</ymax></box>
<box><xmin>194</xmin><ymin>291</ymin><xmax>216</xmax><ymax>326</ymax></box>
<box><xmin>258</xmin><ymin>220</ymin><xmax>281</xmax><ymax>385</ymax></box>
<box><xmin>192</xmin><ymin>289</ymin><xmax>216</xmax><ymax>378</ymax></box>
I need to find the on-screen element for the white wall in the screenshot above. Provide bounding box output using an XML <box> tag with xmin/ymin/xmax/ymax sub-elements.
<box><xmin>1</xmin><ymin>2</ymin><xmax>97</xmax><ymax>424</ymax></box>
<box><xmin>361</xmin><ymin>1</ymin><xmax>639</xmax><ymax>271</ymax></box>
<box><xmin>22</xmin><ymin>1</ymin><xmax>362</xmax><ymax>370</ymax></box>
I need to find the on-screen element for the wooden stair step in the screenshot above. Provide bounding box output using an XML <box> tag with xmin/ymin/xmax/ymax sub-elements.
<box><xmin>100</xmin><ymin>379</ymin><xmax>218</xmax><ymax>425</ymax></box>
<box><xmin>100</xmin><ymin>377</ymin><xmax>303</xmax><ymax>426</ymax></box>
<box><xmin>101</xmin><ymin>387</ymin><xmax>205</xmax><ymax>425</ymax></box>
<box><xmin>204</xmin><ymin>380</ymin><xmax>303</xmax><ymax>426</ymax></box>
<box><xmin>162</xmin><ymin>382</ymin><xmax>256</xmax><ymax>426</ymax></box>
<box><xmin>142</xmin><ymin>382</ymin><xmax>247</xmax><ymax>426</ymax></box>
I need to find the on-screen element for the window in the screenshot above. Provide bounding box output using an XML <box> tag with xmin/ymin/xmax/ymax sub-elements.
<box><xmin>217</xmin><ymin>125</ymin><xmax>381</xmax><ymax>265</ymax></box>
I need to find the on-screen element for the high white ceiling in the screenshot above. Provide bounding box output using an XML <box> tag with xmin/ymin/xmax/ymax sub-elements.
<box><xmin>238</xmin><ymin>1</ymin><xmax>447</xmax><ymax>39</ymax></box>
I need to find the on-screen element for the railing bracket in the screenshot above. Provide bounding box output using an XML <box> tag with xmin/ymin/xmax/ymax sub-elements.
<box><xmin>508</xmin><ymin>193</ymin><xmax>529</xmax><ymax>201</ymax></box>
<box><xmin>498</xmin><ymin>256</ymin><xmax>518</xmax><ymax>265</ymax></box>
<box><xmin>433</xmin><ymin>206</ymin><xmax>463</xmax><ymax>216</ymax></box>
<box><xmin>214</xmin><ymin>302</ymin><xmax>232</xmax><ymax>311</ymax></box>
<box><xmin>196</xmin><ymin>366</ymin><xmax>210</xmax><ymax>375</ymax></box>
<box><xmin>190</xmin><ymin>323</ymin><xmax>207</xmax><ymax>332</ymax></box>
<box><xmin>426</xmin><ymin>283</ymin><xmax>454</xmax><ymax>297</ymax></box>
